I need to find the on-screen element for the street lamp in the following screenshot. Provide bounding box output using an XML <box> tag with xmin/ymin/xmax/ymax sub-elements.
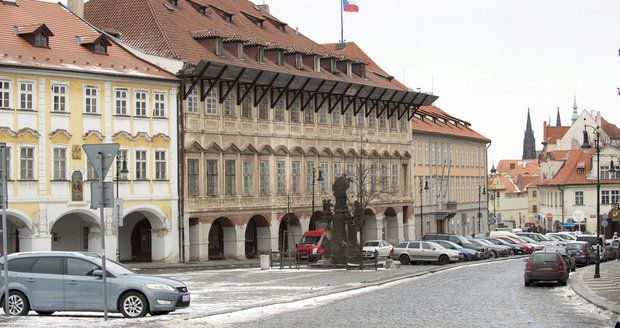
<box><xmin>115</xmin><ymin>154</ymin><xmax>128</xmax><ymax>261</ymax></box>
<box><xmin>311</xmin><ymin>166</ymin><xmax>324</xmax><ymax>219</ymax></box>
<box><xmin>419</xmin><ymin>177</ymin><xmax>429</xmax><ymax>238</ymax></box>
<box><xmin>490</xmin><ymin>191</ymin><xmax>500</xmax><ymax>228</ymax></box>
<box><xmin>478</xmin><ymin>186</ymin><xmax>486</xmax><ymax>233</ymax></box>
<box><xmin>581</xmin><ymin>121</ymin><xmax>601</xmax><ymax>279</ymax></box>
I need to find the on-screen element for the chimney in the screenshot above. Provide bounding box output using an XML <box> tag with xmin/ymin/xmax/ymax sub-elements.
<box><xmin>67</xmin><ymin>0</ymin><xmax>84</xmax><ymax>18</ymax></box>
<box><xmin>1</xmin><ymin>0</ymin><xmax>17</xmax><ymax>5</ymax></box>
<box><xmin>257</xmin><ymin>4</ymin><xmax>270</xmax><ymax>13</ymax></box>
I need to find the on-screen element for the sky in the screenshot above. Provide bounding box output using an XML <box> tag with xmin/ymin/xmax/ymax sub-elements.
<box><xmin>252</xmin><ymin>0</ymin><xmax>620</xmax><ymax>166</ymax></box>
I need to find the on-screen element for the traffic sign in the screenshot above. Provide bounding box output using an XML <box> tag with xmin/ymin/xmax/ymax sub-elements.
<box><xmin>90</xmin><ymin>182</ymin><xmax>114</xmax><ymax>209</ymax></box>
<box><xmin>601</xmin><ymin>219</ymin><xmax>608</xmax><ymax>228</ymax></box>
<box><xmin>83</xmin><ymin>144</ymin><xmax>119</xmax><ymax>178</ymax></box>
<box><xmin>572</xmin><ymin>210</ymin><xmax>585</xmax><ymax>222</ymax></box>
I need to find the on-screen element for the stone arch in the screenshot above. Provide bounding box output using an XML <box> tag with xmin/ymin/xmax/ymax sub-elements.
<box><xmin>245</xmin><ymin>215</ymin><xmax>270</xmax><ymax>258</ymax></box>
<box><xmin>50</xmin><ymin>209</ymin><xmax>100</xmax><ymax>252</ymax></box>
<box><xmin>290</xmin><ymin>146</ymin><xmax>305</xmax><ymax>156</ymax></box>
<box><xmin>275</xmin><ymin>145</ymin><xmax>290</xmax><ymax>156</ymax></box>
<box><xmin>309</xmin><ymin>211</ymin><xmax>323</xmax><ymax>231</ymax></box>
<box><xmin>279</xmin><ymin>213</ymin><xmax>301</xmax><ymax>252</ymax></box>
<box><xmin>119</xmin><ymin>206</ymin><xmax>168</xmax><ymax>262</ymax></box>
<box><xmin>259</xmin><ymin>144</ymin><xmax>275</xmax><ymax>155</ymax></box>
<box><xmin>346</xmin><ymin>149</ymin><xmax>358</xmax><ymax>158</ymax></box>
<box><xmin>305</xmin><ymin>147</ymin><xmax>319</xmax><ymax>156</ymax></box>
<box><xmin>333</xmin><ymin>148</ymin><xmax>345</xmax><ymax>157</ymax></box>
<box><xmin>361</xmin><ymin>208</ymin><xmax>378</xmax><ymax>243</ymax></box>
<box><xmin>384</xmin><ymin>207</ymin><xmax>399</xmax><ymax>244</ymax></box>
<box><xmin>3</xmin><ymin>209</ymin><xmax>35</xmax><ymax>253</ymax></box>
<box><xmin>207</xmin><ymin>217</ymin><xmax>236</xmax><ymax>260</ymax></box>
<box><xmin>320</xmin><ymin>147</ymin><xmax>333</xmax><ymax>157</ymax></box>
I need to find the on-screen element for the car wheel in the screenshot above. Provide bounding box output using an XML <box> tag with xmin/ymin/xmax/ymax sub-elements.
<box><xmin>524</xmin><ymin>280</ymin><xmax>530</xmax><ymax>287</ymax></box>
<box><xmin>2</xmin><ymin>291</ymin><xmax>30</xmax><ymax>316</ymax></box>
<box><xmin>438</xmin><ymin>255</ymin><xmax>450</xmax><ymax>265</ymax></box>
<box><xmin>150</xmin><ymin>311</ymin><xmax>171</xmax><ymax>316</ymax></box>
<box><xmin>36</xmin><ymin>311</ymin><xmax>55</xmax><ymax>316</ymax></box>
<box><xmin>490</xmin><ymin>251</ymin><xmax>497</xmax><ymax>259</ymax></box>
<box><xmin>399</xmin><ymin>254</ymin><xmax>410</xmax><ymax>265</ymax></box>
<box><xmin>560</xmin><ymin>280</ymin><xmax>567</xmax><ymax>286</ymax></box>
<box><xmin>120</xmin><ymin>292</ymin><xmax>149</xmax><ymax>318</ymax></box>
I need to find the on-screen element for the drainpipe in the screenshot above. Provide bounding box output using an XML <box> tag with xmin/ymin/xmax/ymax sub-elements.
<box><xmin>558</xmin><ymin>186</ymin><xmax>564</xmax><ymax>232</ymax></box>
<box><xmin>178</xmin><ymin>76</ymin><xmax>186</xmax><ymax>263</ymax></box>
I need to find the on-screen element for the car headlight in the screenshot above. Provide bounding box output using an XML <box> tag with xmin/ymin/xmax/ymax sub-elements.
<box><xmin>312</xmin><ymin>248</ymin><xmax>318</xmax><ymax>254</ymax></box>
<box><xmin>145</xmin><ymin>283</ymin><xmax>176</xmax><ymax>292</ymax></box>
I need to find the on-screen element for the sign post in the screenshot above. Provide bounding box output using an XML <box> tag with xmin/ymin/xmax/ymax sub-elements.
<box><xmin>0</xmin><ymin>144</ymin><xmax>8</xmax><ymax>316</ymax></box>
<box><xmin>83</xmin><ymin>143</ymin><xmax>119</xmax><ymax>321</ymax></box>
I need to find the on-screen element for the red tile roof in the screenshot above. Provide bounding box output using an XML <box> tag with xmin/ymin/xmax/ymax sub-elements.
<box><xmin>539</xmin><ymin>149</ymin><xmax>594</xmax><ymax>186</ymax></box>
<box><xmin>542</xmin><ymin>123</ymin><xmax>569</xmax><ymax>145</ymax></box>
<box><xmin>601</xmin><ymin>117</ymin><xmax>620</xmax><ymax>140</ymax></box>
<box><xmin>411</xmin><ymin>105</ymin><xmax>490</xmax><ymax>142</ymax></box>
<box><xmin>496</xmin><ymin>159</ymin><xmax>540</xmax><ymax>176</ymax></box>
<box><xmin>84</xmin><ymin>0</ymin><xmax>403</xmax><ymax>90</ymax></box>
<box><xmin>0</xmin><ymin>0</ymin><xmax>175</xmax><ymax>80</ymax></box>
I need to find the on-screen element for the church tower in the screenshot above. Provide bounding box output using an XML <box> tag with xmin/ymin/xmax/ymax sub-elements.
<box><xmin>556</xmin><ymin>107</ymin><xmax>562</xmax><ymax>126</ymax></box>
<box><xmin>571</xmin><ymin>96</ymin><xmax>579</xmax><ymax>124</ymax></box>
<box><xmin>522</xmin><ymin>108</ymin><xmax>536</xmax><ymax>159</ymax></box>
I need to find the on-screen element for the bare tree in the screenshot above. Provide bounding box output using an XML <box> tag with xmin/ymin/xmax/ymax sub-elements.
<box><xmin>274</xmin><ymin>186</ymin><xmax>305</xmax><ymax>267</ymax></box>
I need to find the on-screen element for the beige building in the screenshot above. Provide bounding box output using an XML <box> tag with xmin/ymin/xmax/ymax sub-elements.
<box><xmin>411</xmin><ymin>106</ymin><xmax>490</xmax><ymax>238</ymax></box>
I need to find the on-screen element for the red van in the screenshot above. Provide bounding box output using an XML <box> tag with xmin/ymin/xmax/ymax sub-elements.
<box><xmin>296</xmin><ymin>230</ymin><xmax>327</xmax><ymax>261</ymax></box>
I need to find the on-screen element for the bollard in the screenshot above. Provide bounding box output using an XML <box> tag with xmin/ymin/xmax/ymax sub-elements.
<box><xmin>260</xmin><ymin>254</ymin><xmax>270</xmax><ymax>270</ymax></box>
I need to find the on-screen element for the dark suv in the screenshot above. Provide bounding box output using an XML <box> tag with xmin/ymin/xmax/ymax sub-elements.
<box><xmin>422</xmin><ymin>234</ymin><xmax>487</xmax><ymax>259</ymax></box>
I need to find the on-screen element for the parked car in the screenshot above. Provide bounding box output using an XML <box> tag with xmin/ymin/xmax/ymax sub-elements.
<box><xmin>547</xmin><ymin>233</ymin><xmax>575</xmax><ymax>242</ymax></box>
<box><xmin>566</xmin><ymin>241</ymin><xmax>596</xmax><ymax>266</ymax></box>
<box><xmin>545</xmin><ymin>234</ymin><xmax>567</xmax><ymax>246</ymax></box>
<box><xmin>422</xmin><ymin>234</ymin><xmax>489</xmax><ymax>259</ymax></box>
<box><xmin>429</xmin><ymin>240</ymin><xmax>480</xmax><ymax>261</ymax></box>
<box><xmin>517</xmin><ymin>232</ymin><xmax>560</xmax><ymax>247</ymax></box>
<box><xmin>296</xmin><ymin>230</ymin><xmax>327</xmax><ymax>261</ymax></box>
<box><xmin>495</xmin><ymin>236</ymin><xmax>535</xmax><ymax>254</ymax></box>
<box><xmin>362</xmin><ymin>240</ymin><xmax>393</xmax><ymax>259</ymax></box>
<box><xmin>543</xmin><ymin>246</ymin><xmax>576</xmax><ymax>272</ymax></box>
<box><xmin>576</xmin><ymin>235</ymin><xmax>608</xmax><ymax>261</ymax></box>
<box><xmin>471</xmin><ymin>238</ymin><xmax>512</xmax><ymax>257</ymax></box>
<box><xmin>606</xmin><ymin>239</ymin><xmax>619</xmax><ymax>260</ymax></box>
<box><xmin>524</xmin><ymin>251</ymin><xmax>569</xmax><ymax>287</ymax></box>
<box><xmin>516</xmin><ymin>236</ymin><xmax>545</xmax><ymax>251</ymax></box>
<box><xmin>391</xmin><ymin>241</ymin><xmax>462</xmax><ymax>265</ymax></box>
<box><xmin>0</xmin><ymin>251</ymin><xmax>190</xmax><ymax>317</ymax></box>
<box><xmin>486</xmin><ymin>238</ymin><xmax>523</xmax><ymax>255</ymax></box>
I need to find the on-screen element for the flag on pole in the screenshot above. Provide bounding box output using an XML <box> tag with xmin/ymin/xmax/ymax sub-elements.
<box><xmin>343</xmin><ymin>0</ymin><xmax>359</xmax><ymax>13</ymax></box>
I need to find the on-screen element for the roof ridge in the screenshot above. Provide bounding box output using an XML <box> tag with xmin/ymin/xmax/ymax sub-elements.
<box><xmin>145</xmin><ymin>0</ymin><xmax>179</xmax><ymax>59</ymax></box>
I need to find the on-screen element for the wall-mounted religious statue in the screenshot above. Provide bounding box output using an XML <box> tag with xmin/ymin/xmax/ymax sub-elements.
<box><xmin>72</xmin><ymin>145</ymin><xmax>82</xmax><ymax>160</ymax></box>
<box><xmin>71</xmin><ymin>171</ymin><xmax>83</xmax><ymax>201</ymax></box>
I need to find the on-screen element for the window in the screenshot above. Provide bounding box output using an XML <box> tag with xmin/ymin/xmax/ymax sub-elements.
<box><xmin>0</xmin><ymin>80</ymin><xmax>10</xmax><ymax>108</ymax></box>
<box><xmin>260</xmin><ymin>160</ymin><xmax>269</xmax><ymax>196</ymax></box>
<box><xmin>215</xmin><ymin>38</ymin><xmax>223</xmax><ymax>56</ymax></box>
<box><xmin>188</xmin><ymin>159</ymin><xmax>199</xmax><ymax>196</ymax></box>
<box><xmin>330</xmin><ymin>59</ymin><xmax>337</xmax><ymax>72</ymax></box>
<box><xmin>19</xmin><ymin>81</ymin><xmax>34</xmax><ymax>110</ymax></box>
<box><xmin>346</xmin><ymin>162</ymin><xmax>355</xmax><ymax>192</ymax></box>
<box><xmin>379</xmin><ymin>113</ymin><xmax>386</xmax><ymax>129</ymax></box>
<box><xmin>602</xmin><ymin>190</ymin><xmax>610</xmax><ymax>204</ymax></box>
<box><xmin>187</xmin><ymin>88</ymin><xmax>199</xmax><ymax>113</ymax></box>
<box><xmin>306</xmin><ymin>162</ymin><xmax>314</xmax><ymax>193</ymax></box>
<box><xmin>34</xmin><ymin>32</ymin><xmax>48</xmax><ymax>48</ymax></box>
<box><xmin>381</xmin><ymin>164</ymin><xmax>389</xmax><ymax>191</ymax></box>
<box><xmin>52</xmin><ymin>148</ymin><xmax>66</xmax><ymax>180</ymax></box>
<box><xmin>400</xmin><ymin>117</ymin><xmax>407</xmax><ymax>131</ymax></box>
<box><xmin>367</xmin><ymin>113</ymin><xmax>375</xmax><ymax>128</ymax></box>
<box><xmin>391</xmin><ymin>164</ymin><xmax>398</xmax><ymax>191</ymax></box>
<box><xmin>333</xmin><ymin>162</ymin><xmax>342</xmax><ymax>180</ymax></box>
<box><xmin>295</xmin><ymin>54</ymin><xmax>303</xmax><ymax>69</ymax></box>
<box><xmin>116</xmin><ymin>149</ymin><xmax>128</xmax><ymax>180</ymax></box>
<box><xmin>356</xmin><ymin>113</ymin><xmax>364</xmax><ymax>128</ymax></box>
<box><xmin>243</xmin><ymin>160</ymin><xmax>253</xmax><ymax>196</ymax></box>
<box><xmin>30</xmin><ymin>257</ymin><xmax>62</xmax><ymax>275</ymax></box>
<box><xmin>93</xmin><ymin>42</ymin><xmax>107</xmax><ymax>55</ymax></box>
<box><xmin>612</xmin><ymin>190</ymin><xmax>620</xmax><ymax>204</ymax></box>
<box><xmin>242</xmin><ymin>92</ymin><xmax>252</xmax><ymax>118</ymax></box>
<box><xmin>5</xmin><ymin>257</ymin><xmax>36</xmax><ymax>272</ymax></box>
<box><xmin>370</xmin><ymin>164</ymin><xmax>377</xmax><ymax>193</ymax></box>
<box><xmin>332</xmin><ymin>109</ymin><xmax>340</xmax><ymax>125</ymax></box>
<box><xmin>52</xmin><ymin>84</ymin><xmax>67</xmax><ymax>112</ymax></box>
<box><xmin>155</xmin><ymin>151</ymin><xmax>166</xmax><ymax>180</ymax></box>
<box><xmin>344</xmin><ymin>111</ymin><xmax>353</xmax><ymax>126</ymax></box>
<box><xmin>135</xmin><ymin>150</ymin><xmax>147</xmax><ymax>180</ymax></box>
<box><xmin>205</xmin><ymin>87</ymin><xmax>217</xmax><ymax>115</ymax></box>
<box><xmin>237</xmin><ymin>43</ymin><xmax>244</xmax><ymax>59</ymax></box>
<box><xmin>532</xmin><ymin>190</ymin><xmax>537</xmax><ymax>198</ymax></box>
<box><xmin>408</xmin><ymin>242</ymin><xmax>420</xmax><ymax>249</ymax></box>
<box><xmin>135</xmin><ymin>91</ymin><xmax>148</xmax><ymax>116</ymax></box>
<box><xmin>259</xmin><ymin>96</ymin><xmax>269</xmax><ymax>120</ymax></box>
<box><xmin>257</xmin><ymin>47</ymin><xmax>265</xmax><ymax>63</ymax></box>
<box><xmin>320</xmin><ymin>162</ymin><xmax>328</xmax><ymax>193</ymax></box>
<box><xmin>291</xmin><ymin>161</ymin><xmax>301</xmax><ymax>194</ymax></box>
<box><xmin>390</xmin><ymin>115</ymin><xmax>397</xmax><ymax>130</ymax></box>
<box><xmin>207</xmin><ymin>159</ymin><xmax>218</xmax><ymax>196</ymax></box>
<box><xmin>225</xmin><ymin>160</ymin><xmax>236</xmax><ymax>196</ymax></box>
<box><xmin>346</xmin><ymin>62</ymin><xmax>352</xmax><ymax>77</ymax></box>
<box><xmin>304</xmin><ymin>105</ymin><xmax>314</xmax><ymax>124</ymax></box>
<box><xmin>67</xmin><ymin>258</ymin><xmax>100</xmax><ymax>276</ymax></box>
<box><xmin>84</xmin><ymin>86</ymin><xmax>98</xmax><ymax>113</ymax></box>
<box><xmin>274</xmin><ymin>100</ymin><xmax>284</xmax><ymax>121</ymax></box>
<box><xmin>153</xmin><ymin>92</ymin><xmax>166</xmax><ymax>117</ymax></box>
<box><xmin>276</xmin><ymin>161</ymin><xmax>286</xmax><ymax>194</ymax></box>
<box><xmin>532</xmin><ymin>205</ymin><xmax>538</xmax><ymax>213</ymax></box>
<box><xmin>114</xmin><ymin>88</ymin><xmax>128</xmax><ymax>115</ymax></box>
<box><xmin>277</xmin><ymin>51</ymin><xmax>283</xmax><ymax>66</ymax></box>
<box><xmin>20</xmin><ymin>147</ymin><xmax>34</xmax><ymax>180</ymax></box>
<box><xmin>223</xmin><ymin>91</ymin><xmax>234</xmax><ymax>117</ymax></box>
<box><xmin>575</xmin><ymin>191</ymin><xmax>584</xmax><ymax>205</ymax></box>
<box><xmin>314</xmin><ymin>56</ymin><xmax>321</xmax><ymax>72</ymax></box>
<box><xmin>290</xmin><ymin>101</ymin><xmax>299</xmax><ymax>123</ymax></box>
<box><xmin>2</xmin><ymin>147</ymin><xmax>10</xmax><ymax>180</ymax></box>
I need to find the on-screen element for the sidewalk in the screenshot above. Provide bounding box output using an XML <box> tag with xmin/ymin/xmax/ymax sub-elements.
<box><xmin>124</xmin><ymin>258</ymin><xmax>262</xmax><ymax>273</ymax></box>
<box><xmin>570</xmin><ymin>260</ymin><xmax>620</xmax><ymax>314</ymax></box>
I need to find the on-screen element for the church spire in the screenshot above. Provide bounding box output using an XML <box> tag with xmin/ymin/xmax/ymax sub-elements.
<box><xmin>571</xmin><ymin>95</ymin><xmax>579</xmax><ymax>124</ymax></box>
<box><xmin>522</xmin><ymin>108</ymin><xmax>536</xmax><ymax>160</ymax></box>
<box><xmin>556</xmin><ymin>107</ymin><xmax>562</xmax><ymax>126</ymax></box>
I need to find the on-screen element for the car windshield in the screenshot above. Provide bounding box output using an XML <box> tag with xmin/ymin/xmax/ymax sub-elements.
<box><xmin>454</xmin><ymin>236</ymin><xmax>470</xmax><ymax>244</ymax></box>
<box><xmin>546</xmin><ymin>235</ymin><xmax>561</xmax><ymax>241</ymax></box>
<box><xmin>364</xmin><ymin>241</ymin><xmax>380</xmax><ymax>247</ymax></box>
<box><xmin>476</xmin><ymin>239</ymin><xmax>493</xmax><ymax>246</ymax></box>
<box><xmin>89</xmin><ymin>257</ymin><xmax>136</xmax><ymax>275</ymax></box>
<box><xmin>499</xmin><ymin>238</ymin><xmax>516</xmax><ymax>244</ymax></box>
<box><xmin>537</xmin><ymin>234</ymin><xmax>553</xmax><ymax>241</ymax></box>
<box><xmin>544</xmin><ymin>247</ymin><xmax>567</xmax><ymax>255</ymax></box>
<box><xmin>300</xmin><ymin>236</ymin><xmax>321</xmax><ymax>245</ymax></box>
<box><xmin>531</xmin><ymin>253</ymin><xmax>560</xmax><ymax>263</ymax></box>
<box><xmin>566</xmin><ymin>243</ymin><xmax>585</xmax><ymax>250</ymax></box>
<box><xmin>519</xmin><ymin>236</ymin><xmax>536</xmax><ymax>243</ymax></box>
<box><xmin>438</xmin><ymin>241</ymin><xmax>462</xmax><ymax>249</ymax></box>
<box><xmin>576</xmin><ymin>236</ymin><xmax>599</xmax><ymax>246</ymax></box>
<box><xmin>468</xmin><ymin>239</ymin><xmax>484</xmax><ymax>246</ymax></box>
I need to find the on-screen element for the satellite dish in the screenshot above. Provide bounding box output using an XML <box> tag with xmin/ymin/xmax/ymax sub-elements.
<box><xmin>573</xmin><ymin>210</ymin><xmax>585</xmax><ymax>222</ymax></box>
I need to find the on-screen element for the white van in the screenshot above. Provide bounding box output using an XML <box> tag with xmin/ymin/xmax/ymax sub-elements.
<box><xmin>489</xmin><ymin>231</ymin><xmax>522</xmax><ymax>240</ymax></box>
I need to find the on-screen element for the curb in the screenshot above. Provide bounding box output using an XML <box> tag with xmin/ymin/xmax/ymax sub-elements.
<box><xmin>569</xmin><ymin>264</ymin><xmax>620</xmax><ymax>315</ymax></box>
<box><xmin>166</xmin><ymin>255</ymin><xmax>525</xmax><ymax>323</ymax></box>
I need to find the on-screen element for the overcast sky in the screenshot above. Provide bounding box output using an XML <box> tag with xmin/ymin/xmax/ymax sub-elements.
<box><xmin>254</xmin><ymin>0</ymin><xmax>620</xmax><ymax>166</ymax></box>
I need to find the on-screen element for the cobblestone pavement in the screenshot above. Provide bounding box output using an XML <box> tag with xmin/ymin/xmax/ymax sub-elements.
<box><xmin>571</xmin><ymin>260</ymin><xmax>620</xmax><ymax>314</ymax></box>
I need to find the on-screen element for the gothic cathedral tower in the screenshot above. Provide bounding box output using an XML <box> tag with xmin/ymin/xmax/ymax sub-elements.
<box><xmin>522</xmin><ymin>108</ymin><xmax>536</xmax><ymax>159</ymax></box>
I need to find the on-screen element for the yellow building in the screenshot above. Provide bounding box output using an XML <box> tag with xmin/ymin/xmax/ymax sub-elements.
<box><xmin>0</xmin><ymin>0</ymin><xmax>180</xmax><ymax>262</ymax></box>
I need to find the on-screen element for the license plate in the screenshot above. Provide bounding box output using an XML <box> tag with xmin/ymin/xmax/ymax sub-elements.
<box><xmin>540</xmin><ymin>267</ymin><xmax>552</xmax><ymax>271</ymax></box>
<box><xmin>182</xmin><ymin>294</ymin><xmax>190</xmax><ymax>302</ymax></box>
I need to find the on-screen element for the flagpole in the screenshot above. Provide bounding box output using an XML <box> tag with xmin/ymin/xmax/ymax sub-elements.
<box><xmin>340</xmin><ymin>0</ymin><xmax>344</xmax><ymax>43</ymax></box>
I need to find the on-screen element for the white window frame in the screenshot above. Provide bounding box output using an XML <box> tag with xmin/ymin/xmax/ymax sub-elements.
<box><xmin>2</xmin><ymin>146</ymin><xmax>11</xmax><ymax>180</ymax></box>
<box><xmin>52</xmin><ymin>146</ymin><xmax>68</xmax><ymax>180</ymax></box>
<box><xmin>114</xmin><ymin>87</ymin><xmax>128</xmax><ymax>115</ymax></box>
<box><xmin>135</xmin><ymin>149</ymin><xmax>148</xmax><ymax>180</ymax></box>
<box><xmin>154</xmin><ymin>150</ymin><xmax>167</xmax><ymax>180</ymax></box>
<box><xmin>18</xmin><ymin>80</ymin><xmax>35</xmax><ymax>111</ymax></box>
<box><xmin>84</xmin><ymin>85</ymin><xmax>99</xmax><ymax>114</ymax></box>
<box><xmin>187</xmin><ymin>88</ymin><xmax>199</xmax><ymax>114</ymax></box>
<box><xmin>0</xmin><ymin>79</ymin><xmax>11</xmax><ymax>109</ymax></box>
<box><xmin>314</xmin><ymin>56</ymin><xmax>321</xmax><ymax>72</ymax></box>
<box><xmin>51</xmin><ymin>83</ymin><xmax>68</xmax><ymax>112</ymax></box>
<box><xmin>19</xmin><ymin>145</ymin><xmax>35</xmax><ymax>181</ymax></box>
<box><xmin>135</xmin><ymin>90</ymin><xmax>148</xmax><ymax>117</ymax></box>
<box><xmin>205</xmin><ymin>87</ymin><xmax>217</xmax><ymax>115</ymax></box>
<box><xmin>187</xmin><ymin>159</ymin><xmax>200</xmax><ymax>197</ymax></box>
<box><xmin>259</xmin><ymin>160</ymin><xmax>269</xmax><ymax>196</ymax></box>
<box><xmin>243</xmin><ymin>159</ymin><xmax>254</xmax><ymax>196</ymax></box>
<box><xmin>153</xmin><ymin>91</ymin><xmax>166</xmax><ymax>117</ymax></box>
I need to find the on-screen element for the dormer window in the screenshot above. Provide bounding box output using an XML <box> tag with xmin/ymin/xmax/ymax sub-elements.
<box><xmin>277</xmin><ymin>51</ymin><xmax>283</xmax><ymax>66</ymax></box>
<box><xmin>15</xmin><ymin>23</ymin><xmax>54</xmax><ymax>49</ymax></box>
<box><xmin>210</xmin><ymin>5</ymin><xmax>233</xmax><ymax>23</ymax></box>
<box><xmin>224</xmin><ymin>14</ymin><xmax>232</xmax><ymax>22</ymax></box>
<box><xmin>577</xmin><ymin>168</ymin><xmax>584</xmax><ymax>174</ymax></box>
<box><xmin>237</xmin><ymin>43</ymin><xmax>244</xmax><ymax>59</ymax></box>
<box><xmin>295</xmin><ymin>54</ymin><xmax>303</xmax><ymax>69</ymax></box>
<box><xmin>314</xmin><ymin>56</ymin><xmax>321</xmax><ymax>72</ymax></box>
<box><xmin>346</xmin><ymin>62</ymin><xmax>352</xmax><ymax>77</ymax></box>
<box><xmin>93</xmin><ymin>42</ymin><xmax>107</xmax><ymax>55</ymax></box>
<box><xmin>215</xmin><ymin>38</ymin><xmax>223</xmax><ymax>56</ymax></box>
<box><xmin>330</xmin><ymin>59</ymin><xmax>337</xmax><ymax>73</ymax></box>
<box><xmin>242</xmin><ymin>11</ymin><xmax>265</xmax><ymax>28</ymax></box>
<box><xmin>265</xmin><ymin>16</ymin><xmax>287</xmax><ymax>31</ymax></box>
<box><xmin>198</xmin><ymin>6</ymin><xmax>206</xmax><ymax>15</ymax></box>
<box><xmin>257</xmin><ymin>47</ymin><xmax>265</xmax><ymax>63</ymax></box>
<box><xmin>77</xmin><ymin>35</ymin><xmax>111</xmax><ymax>55</ymax></box>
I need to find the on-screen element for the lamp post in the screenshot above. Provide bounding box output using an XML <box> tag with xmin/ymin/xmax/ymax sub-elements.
<box><xmin>478</xmin><ymin>186</ymin><xmax>486</xmax><ymax>233</ymax></box>
<box><xmin>581</xmin><ymin>121</ymin><xmax>601</xmax><ymax>279</ymax></box>
<box><xmin>419</xmin><ymin>177</ymin><xmax>429</xmax><ymax>238</ymax></box>
<box><xmin>490</xmin><ymin>191</ymin><xmax>500</xmax><ymax>226</ymax></box>
<box><xmin>115</xmin><ymin>154</ymin><xmax>128</xmax><ymax>262</ymax></box>
<box><xmin>311</xmin><ymin>166</ymin><xmax>324</xmax><ymax>220</ymax></box>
